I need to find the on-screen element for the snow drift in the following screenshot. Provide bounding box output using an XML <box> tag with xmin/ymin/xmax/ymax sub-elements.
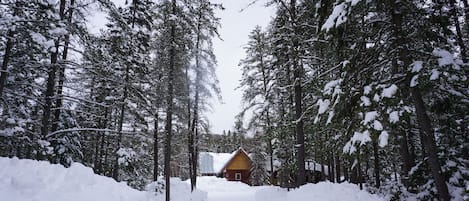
<box><xmin>255</xmin><ymin>181</ymin><xmax>385</xmax><ymax>201</ymax></box>
<box><xmin>0</xmin><ymin>157</ymin><xmax>206</xmax><ymax>201</ymax></box>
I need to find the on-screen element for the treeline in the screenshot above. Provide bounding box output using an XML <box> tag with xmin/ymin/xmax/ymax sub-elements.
<box><xmin>0</xmin><ymin>0</ymin><xmax>221</xmax><ymax>199</ymax></box>
<box><xmin>239</xmin><ymin>0</ymin><xmax>467</xmax><ymax>200</ymax></box>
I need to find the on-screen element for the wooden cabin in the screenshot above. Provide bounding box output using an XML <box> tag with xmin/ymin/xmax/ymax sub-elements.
<box><xmin>199</xmin><ymin>148</ymin><xmax>253</xmax><ymax>185</ymax></box>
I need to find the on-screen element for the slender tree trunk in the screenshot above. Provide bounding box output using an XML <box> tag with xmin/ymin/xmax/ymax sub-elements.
<box><xmin>328</xmin><ymin>154</ymin><xmax>334</xmax><ymax>182</ymax></box>
<box><xmin>449</xmin><ymin>0</ymin><xmax>468</xmax><ymax>63</ymax></box>
<box><xmin>165</xmin><ymin>1</ymin><xmax>177</xmax><ymax>200</ymax></box>
<box><xmin>463</xmin><ymin>0</ymin><xmax>469</xmax><ymax>32</ymax></box>
<box><xmin>259</xmin><ymin>31</ymin><xmax>274</xmax><ymax>185</ymax></box>
<box><xmin>389</xmin><ymin>1</ymin><xmax>451</xmax><ymax>199</ymax></box>
<box><xmin>411</xmin><ymin>88</ymin><xmax>450</xmax><ymax>201</ymax></box>
<box><xmin>289</xmin><ymin>0</ymin><xmax>305</xmax><ymax>187</ymax></box>
<box><xmin>153</xmin><ymin>112</ymin><xmax>159</xmax><ymax>181</ymax></box>
<box><xmin>343</xmin><ymin>160</ymin><xmax>348</xmax><ymax>182</ymax></box>
<box><xmin>186</xmin><ymin>63</ymin><xmax>194</xmax><ymax>190</ymax></box>
<box><xmin>372</xmin><ymin>139</ymin><xmax>380</xmax><ymax>188</ymax></box>
<box><xmin>399</xmin><ymin>120</ymin><xmax>415</xmax><ymax>188</ymax></box>
<box><xmin>52</xmin><ymin>0</ymin><xmax>75</xmax><ymax>132</ymax></box>
<box><xmin>189</xmin><ymin>83</ymin><xmax>200</xmax><ymax>191</ymax></box>
<box><xmin>268</xmin><ymin>138</ymin><xmax>274</xmax><ymax>184</ymax></box>
<box><xmin>335</xmin><ymin>155</ymin><xmax>341</xmax><ymax>183</ymax></box>
<box><xmin>112</xmin><ymin>63</ymin><xmax>129</xmax><ymax>181</ymax></box>
<box><xmin>357</xmin><ymin>147</ymin><xmax>363</xmax><ymax>190</ymax></box>
<box><xmin>41</xmin><ymin>0</ymin><xmax>67</xmax><ymax>154</ymax></box>
<box><xmin>0</xmin><ymin>30</ymin><xmax>14</xmax><ymax>97</ymax></box>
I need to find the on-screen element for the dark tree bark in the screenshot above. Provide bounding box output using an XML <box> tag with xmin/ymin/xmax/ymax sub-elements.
<box><xmin>449</xmin><ymin>0</ymin><xmax>468</xmax><ymax>63</ymax></box>
<box><xmin>52</xmin><ymin>0</ymin><xmax>75</xmax><ymax>132</ymax></box>
<box><xmin>372</xmin><ymin>139</ymin><xmax>380</xmax><ymax>188</ymax></box>
<box><xmin>41</xmin><ymin>0</ymin><xmax>67</xmax><ymax>140</ymax></box>
<box><xmin>329</xmin><ymin>154</ymin><xmax>334</xmax><ymax>182</ymax></box>
<box><xmin>0</xmin><ymin>30</ymin><xmax>14</xmax><ymax>97</ymax></box>
<box><xmin>153</xmin><ymin>112</ymin><xmax>159</xmax><ymax>181</ymax></box>
<box><xmin>389</xmin><ymin>1</ymin><xmax>451</xmax><ymax>199</ymax></box>
<box><xmin>165</xmin><ymin>0</ymin><xmax>177</xmax><ymax>200</ymax></box>
<box><xmin>411</xmin><ymin>88</ymin><xmax>450</xmax><ymax>201</ymax></box>
<box><xmin>335</xmin><ymin>155</ymin><xmax>341</xmax><ymax>183</ymax></box>
<box><xmin>343</xmin><ymin>160</ymin><xmax>349</xmax><ymax>182</ymax></box>
<box><xmin>399</xmin><ymin>131</ymin><xmax>413</xmax><ymax>180</ymax></box>
<box><xmin>289</xmin><ymin>0</ymin><xmax>306</xmax><ymax>187</ymax></box>
<box><xmin>112</xmin><ymin>61</ymin><xmax>129</xmax><ymax>181</ymax></box>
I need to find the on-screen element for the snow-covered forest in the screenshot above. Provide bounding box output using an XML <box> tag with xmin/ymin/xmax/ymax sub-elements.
<box><xmin>0</xmin><ymin>0</ymin><xmax>467</xmax><ymax>201</ymax></box>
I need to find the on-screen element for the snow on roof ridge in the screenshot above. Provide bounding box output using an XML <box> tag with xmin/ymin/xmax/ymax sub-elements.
<box><xmin>199</xmin><ymin>147</ymin><xmax>251</xmax><ymax>174</ymax></box>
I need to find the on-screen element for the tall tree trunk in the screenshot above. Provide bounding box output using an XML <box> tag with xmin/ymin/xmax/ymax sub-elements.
<box><xmin>357</xmin><ymin>147</ymin><xmax>363</xmax><ymax>190</ymax></box>
<box><xmin>52</xmin><ymin>0</ymin><xmax>75</xmax><ymax>132</ymax></box>
<box><xmin>153</xmin><ymin>112</ymin><xmax>159</xmax><ymax>181</ymax></box>
<box><xmin>372</xmin><ymin>139</ymin><xmax>380</xmax><ymax>188</ymax></box>
<box><xmin>112</xmin><ymin>63</ymin><xmax>129</xmax><ymax>181</ymax></box>
<box><xmin>259</xmin><ymin>31</ymin><xmax>274</xmax><ymax>185</ymax></box>
<box><xmin>0</xmin><ymin>30</ymin><xmax>14</xmax><ymax>97</ymax></box>
<box><xmin>289</xmin><ymin>0</ymin><xmax>305</xmax><ymax>187</ymax></box>
<box><xmin>190</xmin><ymin>83</ymin><xmax>200</xmax><ymax>191</ymax></box>
<box><xmin>113</xmin><ymin>0</ymin><xmax>138</xmax><ymax>181</ymax></box>
<box><xmin>41</xmin><ymin>0</ymin><xmax>66</xmax><ymax>145</ymax></box>
<box><xmin>335</xmin><ymin>155</ymin><xmax>341</xmax><ymax>183</ymax></box>
<box><xmin>343</xmin><ymin>160</ymin><xmax>348</xmax><ymax>182</ymax></box>
<box><xmin>463</xmin><ymin>0</ymin><xmax>469</xmax><ymax>32</ymax></box>
<box><xmin>449</xmin><ymin>0</ymin><xmax>468</xmax><ymax>63</ymax></box>
<box><xmin>411</xmin><ymin>88</ymin><xmax>450</xmax><ymax>201</ymax></box>
<box><xmin>399</xmin><ymin>131</ymin><xmax>413</xmax><ymax>182</ymax></box>
<box><xmin>389</xmin><ymin>1</ymin><xmax>450</xmax><ymax>199</ymax></box>
<box><xmin>165</xmin><ymin>1</ymin><xmax>177</xmax><ymax>200</ymax></box>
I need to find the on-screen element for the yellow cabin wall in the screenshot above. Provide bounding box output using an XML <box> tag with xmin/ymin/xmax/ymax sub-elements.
<box><xmin>225</xmin><ymin>152</ymin><xmax>251</xmax><ymax>170</ymax></box>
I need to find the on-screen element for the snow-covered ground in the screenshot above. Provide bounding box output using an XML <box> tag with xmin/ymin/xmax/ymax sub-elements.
<box><xmin>0</xmin><ymin>157</ymin><xmax>205</xmax><ymax>201</ymax></box>
<box><xmin>196</xmin><ymin>176</ymin><xmax>385</xmax><ymax>201</ymax></box>
<box><xmin>196</xmin><ymin>176</ymin><xmax>258</xmax><ymax>201</ymax></box>
<box><xmin>0</xmin><ymin>157</ymin><xmax>384</xmax><ymax>201</ymax></box>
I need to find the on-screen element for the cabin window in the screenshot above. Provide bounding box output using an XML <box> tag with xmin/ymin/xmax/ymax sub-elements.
<box><xmin>235</xmin><ymin>173</ymin><xmax>242</xmax><ymax>180</ymax></box>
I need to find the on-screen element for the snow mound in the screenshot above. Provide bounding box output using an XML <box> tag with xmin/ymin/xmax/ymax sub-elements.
<box><xmin>0</xmin><ymin>157</ymin><xmax>206</xmax><ymax>201</ymax></box>
<box><xmin>255</xmin><ymin>181</ymin><xmax>384</xmax><ymax>201</ymax></box>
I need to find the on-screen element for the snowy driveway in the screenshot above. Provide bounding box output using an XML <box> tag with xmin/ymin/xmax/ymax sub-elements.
<box><xmin>195</xmin><ymin>176</ymin><xmax>385</xmax><ymax>201</ymax></box>
<box><xmin>196</xmin><ymin>176</ymin><xmax>256</xmax><ymax>201</ymax></box>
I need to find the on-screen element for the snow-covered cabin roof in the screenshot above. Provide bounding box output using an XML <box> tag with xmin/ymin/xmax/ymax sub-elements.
<box><xmin>199</xmin><ymin>148</ymin><xmax>250</xmax><ymax>174</ymax></box>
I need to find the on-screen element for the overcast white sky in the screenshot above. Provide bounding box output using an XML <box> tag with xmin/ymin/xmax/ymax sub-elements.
<box><xmin>88</xmin><ymin>0</ymin><xmax>274</xmax><ymax>135</ymax></box>
<box><xmin>207</xmin><ymin>0</ymin><xmax>274</xmax><ymax>134</ymax></box>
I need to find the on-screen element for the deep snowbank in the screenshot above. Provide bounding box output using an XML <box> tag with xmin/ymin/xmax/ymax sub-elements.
<box><xmin>0</xmin><ymin>157</ymin><xmax>206</xmax><ymax>201</ymax></box>
<box><xmin>255</xmin><ymin>181</ymin><xmax>385</xmax><ymax>201</ymax></box>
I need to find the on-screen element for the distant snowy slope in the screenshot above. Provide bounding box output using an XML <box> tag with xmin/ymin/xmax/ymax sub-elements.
<box><xmin>0</xmin><ymin>157</ymin><xmax>206</xmax><ymax>201</ymax></box>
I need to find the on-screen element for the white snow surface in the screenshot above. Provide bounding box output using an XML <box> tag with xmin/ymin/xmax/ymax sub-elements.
<box><xmin>381</xmin><ymin>84</ymin><xmax>398</xmax><ymax>98</ymax></box>
<box><xmin>379</xmin><ymin>131</ymin><xmax>389</xmax><ymax>147</ymax></box>
<box><xmin>1</xmin><ymin>158</ymin><xmax>384</xmax><ymax>201</ymax></box>
<box><xmin>199</xmin><ymin>151</ymin><xmax>236</xmax><ymax>174</ymax></box>
<box><xmin>432</xmin><ymin>49</ymin><xmax>460</xmax><ymax>69</ymax></box>
<box><xmin>317</xmin><ymin>99</ymin><xmax>331</xmax><ymax>114</ymax></box>
<box><xmin>411</xmin><ymin>61</ymin><xmax>423</xmax><ymax>73</ymax></box>
<box><xmin>389</xmin><ymin>111</ymin><xmax>399</xmax><ymax>123</ymax></box>
<box><xmin>255</xmin><ymin>181</ymin><xmax>384</xmax><ymax>201</ymax></box>
<box><xmin>410</xmin><ymin>75</ymin><xmax>419</xmax><ymax>87</ymax></box>
<box><xmin>0</xmin><ymin>157</ymin><xmax>205</xmax><ymax>201</ymax></box>
<box><xmin>197</xmin><ymin>176</ymin><xmax>383</xmax><ymax>201</ymax></box>
<box><xmin>196</xmin><ymin>176</ymin><xmax>257</xmax><ymax>201</ymax></box>
<box><xmin>364</xmin><ymin>111</ymin><xmax>378</xmax><ymax>124</ymax></box>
